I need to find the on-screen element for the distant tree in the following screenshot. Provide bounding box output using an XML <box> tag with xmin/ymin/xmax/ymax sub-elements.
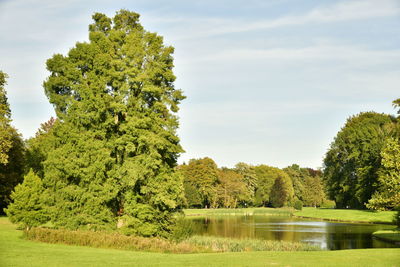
<box><xmin>40</xmin><ymin>10</ymin><xmax>185</xmax><ymax>236</ymax></box>
<box><xmin>234</xmin><ymin>162</ymin><xmax>257</xmax><ymax>204</ymax></box>
<box><xmin>367</xmin><ymin>137</ymin><xmax>400</xmax><ymax>211</ymax></box>
<box><xmin>216</xmin><ymin>168</ymin><xmax>249</xmax><ymax>208</ymax></box>
<box><xmin>5</xmin><ymin>170</ymin><xmax>49</xmax><ymax>230</ymax></box>
<box><xmin>270</xmin><ymin>172</ymin><xmax>294</xmax><ymax>208</ymax></box>
<box><xmin>283</xmin><ymin>164</ymin><xmax>306</xmax><ymax>202</ymax></box>
<box><xmin>179</xmin><ymin>158</ymin><xmax>218</xmax><ymax>208</ymax></box>
<box><xmin>393</xmin><ymin>98</ymin><xmax>400</xmax><ymax>114</ymax></box>
<box><xmin>323</xmin><ymin>112</ymin><xmax>393</xmax><ymax>208</ymax></box>
<box><xmin>253</xmin><ymin>165</ymin><xmax>281</xmax><ymax>206</ymax></box>
<box><xmin>0</xmin><ymin>71</ymin><xmax>25</xmax><ymax>214</ymax></box>
<box><xmin>303</xmin><ymin>176</ymin><xmax>325</xmax><ymax>207</ymax></box>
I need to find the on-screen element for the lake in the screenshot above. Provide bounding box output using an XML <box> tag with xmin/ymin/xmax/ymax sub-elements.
<box><xmin>189</xmin><ymin>215</ymin><xmax>399</xmax><ymax>250</ymax></box>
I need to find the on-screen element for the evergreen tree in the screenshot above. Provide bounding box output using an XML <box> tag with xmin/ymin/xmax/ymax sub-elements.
<box><xmin>5</xmin><ymin>170</ymin><xmax>48</xmax><ymax>230</ymax></box>
<box><xmin>270</xmin><ymin>173</ymin><xmax>294</xmax><ymax>208</ymax></box>
<box><xmin>41</xmin><ymin>10</ymin><xmax>185</xmax><ymax>236</ymax></box>
<box><xmin>253</xmin><ymin>165</ymin><xmax>283</xmax><ymax>206</ymax></box>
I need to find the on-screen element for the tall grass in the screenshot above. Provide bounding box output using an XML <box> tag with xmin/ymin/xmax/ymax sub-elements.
<box><xmin>24</xmin><ymin>227</ymin><xmax>320</xmax><ymax>253</ymax></box>
<box><xmin>183</xmin><ymin>236</ymin><xmax>321</xmax><ymax>252</ymax></box>
<box><xmin>24</xmin><ymin>227</ymin><xmax>209</xmax><ymax>253</ymax></box>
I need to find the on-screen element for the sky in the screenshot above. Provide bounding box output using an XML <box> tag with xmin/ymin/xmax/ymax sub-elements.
<box><xmin>0</xmin><ymin>0</ymin><xmax>399</xmax><ymax>169</ymax></box>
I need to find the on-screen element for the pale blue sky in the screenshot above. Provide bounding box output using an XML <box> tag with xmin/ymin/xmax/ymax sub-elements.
<box><xmin>0</xmin><ymin>0</ymin><xmax>399</xmax><ymax>168</ymax></box>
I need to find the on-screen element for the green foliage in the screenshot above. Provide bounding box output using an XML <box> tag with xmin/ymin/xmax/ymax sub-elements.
<box><xmin>39</xmin><ymin>10</ymin><xmax>185</xmax><ymax>236</ymax></box>
<box><xmin>215</xmin><ymin>168</ymin><xmax>249</xmax><ymax>208</ymax></box>
<box><xmin>179</xmin><ymin>158</ymin><xmax>219</xmax><ymax>208</ymax></box>
<box><xmin>170</xmin><ymin>216</ymin><xmax>195</xmax><ymax>242</ymax></box>
<box><xmin>0</xmin><ymin>72</ymin><xmax>25</xmax><ymax>213</ymax></box>
<box><xmin>184</xmin><ymin>235</ymin><xmax>320</xmax><ymax>252</ymax></box>
<box><xmin>0</xmin><ymin>71</ymin><xmax>13</xmax><ymax>165</ymax></box>
<box><xmin>323</xmin><ymin>112</ymin><xmax>393</xmax><ymax>208</ymax></box>
<box><xmin>320</xmin><ymin>200</ymin><xmax>336</xmax><ymax>209</ymax></box>
<box><xmin>5</xmin><ymin>170</ymin><xmax>49</xmax><ymax>229</ymax></box>
<box><xmin>270</xmin><ymin>173</ymin><xmax>294</xmax><ymax>208</ymax></box>
<box><xmin>25</xmin><ymin>117</ymin><xmax>56</xmax><ymax>178</ymax></box>
<box><xmin>293</xmin><ymin>199</ymin><xmax>303</xmax><ymax>210</ymax></box>
<box><xmin>367</xmin><ymin>137</ymin><xmax>400</xmax><ymax>211</ymax></box>
<box><xmin>234</xmin><ymin>162</ymin><xmax>257</xmax><ymax>203</ymax></box>
<box><xmin>0</xmin><ymin>129</ymin><xmax>25</xmax><ymax>214</ymax></box>
<box><xmin>253</xmin><ymin>165</ymin><xmax>281</xmax><ymax>206</ymax></box>
<box><xmin>303</xmin><ymin>176</ymin><xmax>325</xmax><ymax>207</ymax></box>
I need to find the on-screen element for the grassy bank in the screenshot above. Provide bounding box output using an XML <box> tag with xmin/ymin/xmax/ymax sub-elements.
<box><xmin>294</xmin><ymin>207</ymin><xmax>396</xmax><ymax>224</ymax></box>
<box><xmin>372</xmin><ymin>230</ymin><xmax>400</xmax><ymax>243</ymax></box>
<box><xmin>184</xmin><ymin>207</ymin><xmax>293</xmax><ymax>217</ymax></box>
<box><xmin>24</xmin><ymin>227</ymin><xmax>318</xmax><ymax>253</ymax></box>
<box><xmin>1</xmin><ymin>217</ymin><xmax>399</xmax><ymax>267</ymax></box>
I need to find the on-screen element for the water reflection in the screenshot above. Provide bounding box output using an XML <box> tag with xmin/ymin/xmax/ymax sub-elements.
<box><xmin>189</xmin><ymin>215</ymin><xmax>399</xmax><ymax>250</ymax></box>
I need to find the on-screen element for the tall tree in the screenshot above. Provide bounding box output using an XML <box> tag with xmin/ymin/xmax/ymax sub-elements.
<box><xmin>216</xmin><ymin>168</ymin><xmax>249</xmax><ymax>208</ymax></box>
<box><xmin>0</xmin><ymin>71</ymin><xmax>25</xmax><ymax>214</ymax></box>
<box><xmin>323</xmin><ymin>112</ymin><xmax>393</xmax><ymax>208</ymax></box>
<box><xmin>270</xmin><ymin>172</ymin><xmax>294</xmax><ymax>208</ymax></box>
<box><xmin>234</xmin><ymin>162</ymin><xmax>257</xmax><ymax>204</ymax></box>
<box><xmin>254</xmin><ymin>165</ymin><xmax>287</xmax><ymax>207</ymax></box>
<box><xmin>38</xmin><ymin>10</ymin><xmax>185</xmax><ymax>236</ymax></box>
<box><xmin>179</xmin><ymin>158</ymin><xmax>219</xmax><ymax>208</ymax></box>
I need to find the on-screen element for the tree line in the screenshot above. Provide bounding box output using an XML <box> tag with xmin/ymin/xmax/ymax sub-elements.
<box><xmin>178</xmin><ymin>158</ymin><xmax>328</xmax><ymax>210</ymax></box>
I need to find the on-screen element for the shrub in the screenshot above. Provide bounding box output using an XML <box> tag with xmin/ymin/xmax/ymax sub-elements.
<box><xmin>294</xmin><ymin>200</ymin><xmax>303</xmax><ymax>211</ymax></box>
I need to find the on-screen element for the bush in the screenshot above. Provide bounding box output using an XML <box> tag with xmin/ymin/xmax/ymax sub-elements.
<box><xmin>320</xmin><ymin>200</ymin><xmax>336</xmax><ymax>209</ymax></box>
<box><xmin>294</xmin><ymin>200</ymin><xmax>303</xmax><ymax>211</ymax></box>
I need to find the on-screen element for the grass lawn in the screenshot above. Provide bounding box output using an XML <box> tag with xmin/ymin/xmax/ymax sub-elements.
<box><xmin>294</xmin><ymin>207</ymin><xmax>396</xmax><ymax>224</ymax></box>
<box><xmin>1</xmin><ymin>217</ymin><xmax>400</xmax><ymax>267</ymax></box>
<box><xmin>373</xmin><ymin>230</ymin><xmax>400</xmax><ymax>243</ymax></box>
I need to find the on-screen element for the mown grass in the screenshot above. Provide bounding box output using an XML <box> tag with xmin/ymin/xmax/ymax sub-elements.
<box><xmin>373</xmin><ymin>230</ymin><xmax>400</xmax><ymax>243</ymax></box>
<box><xmin>184</xmin><ymin>207</ymin><xmax>293</xmax><ymax>217</ymax></box>
<box><xmin>1</xmin><ymin>217</ymin><xmax>399</xmax><ymax>267</ymax></box>
<box><xmin>184</xmin><ymin>235</ymin><xmax>320</xmax><ymax>252</ymax></box>
<box><xmin>294</xmin><ymin>207</ymin><xmax>396</xmax><ymax>224</ymax></box>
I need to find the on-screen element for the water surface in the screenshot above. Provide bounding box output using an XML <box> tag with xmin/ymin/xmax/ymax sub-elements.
<box><xmin>189</xmin><ymin>215</ymin><xmax>399</xmax><ymax>250</ymax></box>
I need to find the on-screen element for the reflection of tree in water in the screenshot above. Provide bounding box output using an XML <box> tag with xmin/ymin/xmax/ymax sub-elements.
<box><xmin>189</xmin><ymin>216</ymin><xmax>399</xmax><ymax>249</ymax></box>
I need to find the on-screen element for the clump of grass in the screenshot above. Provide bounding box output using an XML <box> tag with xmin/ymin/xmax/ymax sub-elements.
<box><xmin>24</xmin><ymin>227</ymin><xmax>209</xmax><ymax>253</ymax></box>
<box><xmin>182</xmin><ymin>235</ymin><xmax>321</xmax><ymax>252</ymax></box>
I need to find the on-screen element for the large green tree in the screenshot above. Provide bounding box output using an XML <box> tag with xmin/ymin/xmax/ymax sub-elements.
<box><xmin>254</xmin><ymin>165</ymin><xmax>287</xmax><ymax>207</ymax></box>
<box><xmin>216</xmin><ymin>168</ymin><xmax>249</xmax><ymax>208</ymax></box>
<box><xmin>39</xmin><ymin>10</ymin><xmax>185</xmax><ymax>236</ymax></box>
<box><xmin>270</xmin><ymin>172</ymin><xmax>294</xmax><ymax>208</ymax></box>
<box><xmin>323</xmin><ymin>112</ymin><xmax>394</xmax><ymax>208</ymax></box>
<box><xmin>0</xmin><ymin>71</ymin><xmax>25</xmax><ymax>214</ymax></box>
